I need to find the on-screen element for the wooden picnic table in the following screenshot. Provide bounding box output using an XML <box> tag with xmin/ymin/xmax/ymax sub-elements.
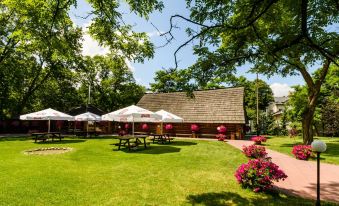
<box><xmin>31</xmin><ymin>132</ymin><xmax>63</xmax><ymax>143</ymax></box>
<box><xmin>150</xmin><ymin>133</ymin><xmax>172</xmax><ymax>144</ymax></box>
<box><xmin>116</xmin><ymin>135</ymin><xmax>147</xmax><ymax>151</ymax></box>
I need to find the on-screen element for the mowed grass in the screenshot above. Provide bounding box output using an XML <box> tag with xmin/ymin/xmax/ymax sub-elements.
<box><xmin>265</xmin><ymin>136</ymin><xmax>339</xmax><ymax>165</ymax></box>
<box><xmin>0</xmin><ymin>136</ymin><xmax>327</xmax><ymax>206</ymax></box>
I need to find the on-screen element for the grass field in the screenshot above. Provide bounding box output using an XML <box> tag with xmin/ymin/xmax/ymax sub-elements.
<box><xmin>0</xmin><ymin>136</ymin><xmax>330</xmax><ymax>206</ymax></box>
<box><xmin>265</xmin><ymin>136</ymin><xmax>339</xmax><ymax>165</ymax></box>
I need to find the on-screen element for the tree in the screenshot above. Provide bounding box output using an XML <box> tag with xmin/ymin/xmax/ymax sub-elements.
<box><xmin>78</xmin><ymin>55</ymin><xmax>145</xmax><ymax>112</ymax></box>
<box><xmin>286</xmin><ymin>65</ymin><xmax>339</xmax><ymax>136</ymax></box>
<box><xmin>0</xmin><ymin>0</ymin><xmax>162</xmax><ymax>118</ymax></box>
<box><xmin>160</xmin><ymin>0</ymin><xmax>339</xmax><ymax>144</ymax></box>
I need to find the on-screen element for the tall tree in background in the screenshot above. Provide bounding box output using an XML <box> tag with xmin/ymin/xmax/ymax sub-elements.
<box><xmin>78</xmin><ymin>55</ymin><xmax>145</xmax><ymax>112</ymax></box>
<box><xmin>286</xmin><ymin>65</ymin><xmax>339</xmax><ymax>136</ymax></box>
<box><xmin>0</xmin><ymin>0</ymin><xmax>163</xmax><ymax>118</ymax></box>
<box><xmin>160</xmin><ymin>0</ymin><xmax>338</xmax><ymax>144</ymax></box>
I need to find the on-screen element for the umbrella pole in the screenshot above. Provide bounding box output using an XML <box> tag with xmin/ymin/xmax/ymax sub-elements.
<box><xmin>48</xmin><ymin>119</ymin><xmax>50</xmax><ymax>133</ymax></box>
<box><xmin>161</xmin><ymin>122</ymin><xmax>163</xmax><ymax>134</ymax></box>
<box><xmin>132</xmin><ymin>117</ymin><xmax>135</xmax><ymax>137</ymax></box>
<box><xmin>87</xmin><ymin>121</ymin><xmax>89</xmax><ymax>138</ymax></box>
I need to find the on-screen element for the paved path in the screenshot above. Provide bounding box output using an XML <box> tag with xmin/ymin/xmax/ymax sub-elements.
<box><xmin>227</xmin><ymin>140</ymin><xmax>339</xmax><ymax>203</ymax></box>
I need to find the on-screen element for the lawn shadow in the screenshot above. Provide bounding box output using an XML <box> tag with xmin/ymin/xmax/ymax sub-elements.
<box><xmin>322</xmin><ymin>143</ymin><xmax>339</xmax><ymax>157</ymax></box>
<box><xmin>115</xmin><ymin>145</ymin><xmax>181</xmax><ymax>154</ymax></box>
<box><xmin>171</xmin><ymin>140</ymin><xmax>198</xmax><ymax>146</ymax></box>
<box><xmin>186</xmin><ymin>190</ymin><xmax>319</xmax><ymax>206</ymax></box>
<box><xmin>35</xmin><ymin>139</ymin><xmax>86</xmax><ymax>144</ymax></box>
<box><xmin>0</xmin><ymin>136</ymin><xmax>31</xmax><ymax>141</ymax></box>
<box><xmin>186</xmin><ymin>192</ymin><xmax>249</xmax><ymax>206</ymax></box>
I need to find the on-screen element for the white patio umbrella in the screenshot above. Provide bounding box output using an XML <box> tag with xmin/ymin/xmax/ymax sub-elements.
<box><xmin>102</xmin><ymin>105</ymin><xmax>161</xmax><ymax>136</ymax></box>
<box><xmin>20</xmin><ymin>108</ymin><xmax>74</xmax><ymax>133</ymax></box>
<box><xmin>155</xmin><ymin>110</ymin><xmax>183</xmax><ymax>134</ymax></box>
<box><xmin>74</xmin><ymin>112</ymin><xmax>101</xmax><ymax>135</ymax></box>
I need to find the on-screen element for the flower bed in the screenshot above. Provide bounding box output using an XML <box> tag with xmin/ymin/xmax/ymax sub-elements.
<box><xmin>242</xmin><ymin>145</ymin><xmax>267</xmax><ymax>159</ymax></box>
<box><xmin>235</xmin><ymin>158</ymin><xmax>287</xmax><ymax>192</ymax></box>
<box><xmin>216</xmin><ymin>134</ymin><xmax>226</xmax><ymax>141</ymax></box>
<box><xmin>251</xmin><ymin>136</ymin><xmax>267</xmax><ymax>145</ymax></box>
<box><xmin>292</xmin><ymin>145</ymin><xmax>313</xmax><ymax>160</ymax></box>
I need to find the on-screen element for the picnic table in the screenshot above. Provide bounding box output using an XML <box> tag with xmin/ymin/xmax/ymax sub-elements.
<box><xmin>116</xmin><ymin>136</ymin><xmax>147</xmax><ymax>151</ymax></box>
<box><xmin>150</xmin><ymin>133</ymin><xmax>172</xmax><ymax>144</ymax></box>
<box><xmin>31</xmin><ymin>132</ymin><xmax>63</xmax><ymax>143</ymax></box>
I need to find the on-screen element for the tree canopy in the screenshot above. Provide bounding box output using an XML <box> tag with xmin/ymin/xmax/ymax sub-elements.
<box><xmin>0</xmin><ymin>0</ymin><xmax>161</xmax><ymax>118</ymax></box>
<box><xmin>158</xmin><ymin>0</ymin><xmax>338</xmax><ymax>144</ymax></box>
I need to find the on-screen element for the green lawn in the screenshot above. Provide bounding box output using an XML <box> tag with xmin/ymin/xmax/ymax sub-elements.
<box><xmin>265</xmin><ymin>136</ymin><xmax>339</xmax><ymax>165</ymax></box>
<box><xmin>0</xmin><ymin>136</ymin><xmax>331</xmax><ymax>206</ymax></box>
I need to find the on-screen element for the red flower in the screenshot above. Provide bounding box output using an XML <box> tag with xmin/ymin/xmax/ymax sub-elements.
<box><xmin>141</xmin><ymin>123</ymin><xmax>149</xmax><ymax>131</ymax></box>
<box><xmin>165</xmin><ymin>124</ymin><xmax>173</xmax><ymax>130</ymax></box>
<box><xmin>251</xmin><ymin>136</ymin><xmax>267</xmax><ymax>143</ymax></box>
<box><xmin>242</xmin><ymin>145</ymin><xmax>267</xmax><ymax>159</ymax></box>
<box><xmin>217</xmin><ymin>125</ymin><xmax>227</xmax><ymax>133</ymax></box>
<box><xmin>216</xmin><ymin>134</ymin><xmax>226</xmax><ymax>141</ymax></box>
<box><xmin>124</xmin><ymin>123</ymin><xmax>130</xmax><ymax>129</ymax></box>
<box><xmin>191</xmin><ymin>124</ymin><xmax>199</xmax><ymax>132</ymax></box>
<box><xmin>292</xmin><ymin>145</ymin><xmax>313</xmax><ymax>160</ymax></box>
<box><xmin>235</xmin><ymin>158</ymin><xmax>287</xmax><ymax>192</ymax></box>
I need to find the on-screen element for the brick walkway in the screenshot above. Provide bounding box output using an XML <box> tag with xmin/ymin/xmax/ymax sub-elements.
<box><xmin>227</xmin><ymin>140</ymin><xmax>339</xmax><ymax>203</ymax></box>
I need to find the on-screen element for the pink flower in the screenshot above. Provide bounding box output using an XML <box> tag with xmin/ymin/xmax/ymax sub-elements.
<box><xmin>191</xmin><ymin>124</ymin><xmax>199</xmax><ymax>132</ymax></box>
<box><xmin>242</xmin><ymin>145</ymin><xmax>267</xmax><ymax>159</ymax></box>
<box><xmin>292</xmin><ymin>145</ymin><xmax>312</xmax><ymax>160</ymax></box>
<box><xmin>234</xmin><ymin>158</ymin><xmax>287</xmax><ymax>192</ymax></box>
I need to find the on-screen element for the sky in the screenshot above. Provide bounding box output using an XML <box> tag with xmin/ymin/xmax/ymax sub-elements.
<box><xmin>69</xmin><ymin>0</ymin><xmax>321</xmax><ymax>97</ymax></box>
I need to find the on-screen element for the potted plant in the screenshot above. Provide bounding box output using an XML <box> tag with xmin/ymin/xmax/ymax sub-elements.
<box><xmin>251</xmin><ymin>136</ymin><xmax>267</xmax><ymax>145</ymax></box>
<box><xmin>191</xmin><ymin>124</ymin><xmax>199</xmax><ymax>138</ymax></box>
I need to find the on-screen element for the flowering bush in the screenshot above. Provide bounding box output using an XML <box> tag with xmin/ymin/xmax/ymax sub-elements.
<box><xmin>217</xmin><ymin>125</ymin><xmax>227</xmax><ymax>133</ymax></box>
<box><xmin>165</xmin><ymin>124</ymin><xmax>173</xmax><ymax>130</ymax></box>
<box><xmin>251</xmin><ymin>136</ymin><xmax>267</xmax><ymax>145</ymax></box>
<box><xmin>191</xmin><ymin>124</ymin><xmax>199</xmax><ymax>132</ymax></box>
<box><xmin>216</xmin><ymin>134</ymin><xmax>226</xmax><ymax>141</ymax></box>
<box><xmin>235</xmin><ymin>158</ymin><xmax>287</xmax><ymax>192</ymax></box>
<box><xmin>124</xmin><ymin>123</ymin><xmax>130</xmax><ymax>129</ymax></box>
<box><xmin>242</xmin><ymin>145</ymin><xmax>267</xmax><ymax>159</ymax></box>
<box><xmin>292</xmin><ymin>145</ymin><xmax>313</xmax><ymax>160</ymax></box>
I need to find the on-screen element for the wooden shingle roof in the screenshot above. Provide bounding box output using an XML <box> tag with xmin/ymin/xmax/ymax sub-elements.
<box><xmin>137</xmin><ymin>87</ymin><xmax>245</xmax><ymax>124</ymax></box>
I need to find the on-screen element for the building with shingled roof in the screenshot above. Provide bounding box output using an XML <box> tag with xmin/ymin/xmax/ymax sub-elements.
<box><xmin>136</xmin><ymin>87</ymin><xmax>246</xmax><ymax>139</ymax></box>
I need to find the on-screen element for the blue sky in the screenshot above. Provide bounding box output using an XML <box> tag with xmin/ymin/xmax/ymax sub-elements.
<box><xmin>70</xmin><ymin>0</ymin><xmax>322</xmax><ymax>97</ymax></box>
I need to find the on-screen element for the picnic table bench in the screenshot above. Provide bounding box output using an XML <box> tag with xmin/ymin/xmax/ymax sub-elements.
<box><xmin>149</xmin><ymin>133</ymin><xmax>173</xmax><ymax>144</ymax></box>
<box><xmin>31</xmin><ymin>132</ymin><xmax>64</xmax><ymax>143</ymax></box>
<box><xmin>115</xmin><ymin>136</ymin><xmax>148</xmax><ymax>151</ymax></box>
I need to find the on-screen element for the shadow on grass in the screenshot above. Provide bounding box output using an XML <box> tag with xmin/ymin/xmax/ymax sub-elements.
<box><xmin>115</xmin><ymin>145</ymin><xmax>181</xmax><ymax>154</ymax></box>
<box><xmin>0</xmin><ymin>136</ymin><xmax>31</xmax><ymax>141</ymax></box>
<box><xmin>322</xmin><ymin>143</ymin><xmax>339</xmax><ymax>157</ymax></box>
<box><xmin>35</xmin><ymin>139</ymin><xmax>86</xmax><ymax>144</ymax></box>
<box><xmin>186</xmin><ymin>191</ymin><xmax>318</xmax><ymax>206</ymax></box>
<box><xmin>171</xmin><ymin>140</ymin><xmax>198</xmax><ymax>146</ymax></box>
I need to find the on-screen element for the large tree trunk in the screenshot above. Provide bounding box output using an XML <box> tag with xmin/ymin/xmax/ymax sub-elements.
<box><xmin>297</xmin><ymin>59</ymin><xmax>331</xmax><ymax>145</ymax></box>
<box><xmin>302</xmin><ymin>105</ymin><xmax>316</xmax><ymax>145</ymax></box>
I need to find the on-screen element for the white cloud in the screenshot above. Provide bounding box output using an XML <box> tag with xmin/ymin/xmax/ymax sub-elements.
<box><xmin>270</xmin><ymin>83</ymin><xmax>295</xmax><ymax>97</ymax></box>
<box><xmin>124</xmin><ymin>58</ymin><xmax>136</xmax><ymax>72</ymax></box>
<box><xmin>147</xmin><ymin>30</ymin><xmax>164</xmax><ymax>37</ymax></box>
<box><xmin>82</xmin><ymin>34</ymin><xmax>109</xmax><ymax>57</ymax></box>
<box><xmin>81</xmin><ymin>21</ymin><xmax>109</xmax><ymax>57</ymax></box>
